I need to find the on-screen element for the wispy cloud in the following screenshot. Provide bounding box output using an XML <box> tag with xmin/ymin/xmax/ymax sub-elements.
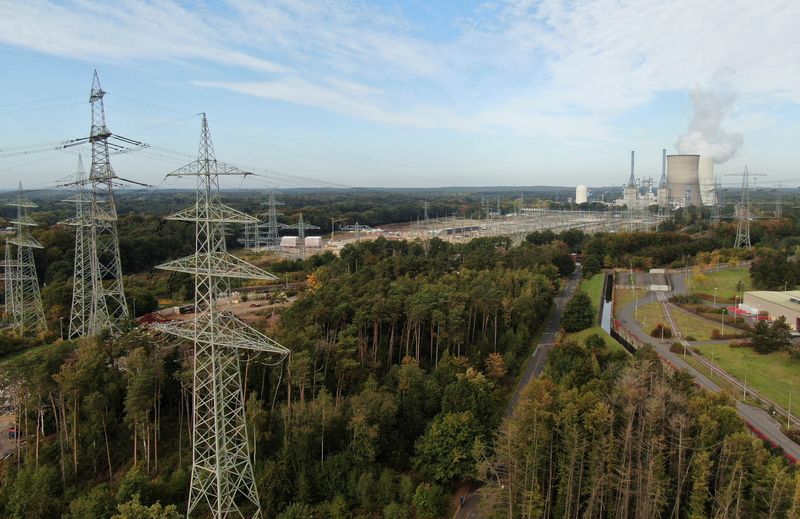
<box><xmin>2</xmin><ymin>0</ymin><xmax>799</xmax><ymax>143</ymax></box>
<box><xmin>0</xmin><ymin>0</ymin><xmax>288</xmax><ymax>73</ymax></box>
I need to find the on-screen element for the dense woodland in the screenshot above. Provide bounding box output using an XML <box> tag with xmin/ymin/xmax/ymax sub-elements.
<box><xmin>0</xmin><ymin>234</ymin><xmax>569</xmax><ymax>518</ymax></box>
<box><xmin>1</xmin><ymin>190</ymin><xmax>800</xmax><ymax>517</ymax></box>
<box><xmin>479</xmin><ymin>342</ymin><xmax>800</xmax><ymax>518</ymax></box>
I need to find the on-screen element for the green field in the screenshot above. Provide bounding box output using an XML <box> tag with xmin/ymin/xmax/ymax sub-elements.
<box><xmin>670</xmin><ymin>307</ymin><xmax>722</xmax><ymax>341</ymax></box>
<box><xmin>681</xmin><ymin>352</ymin><xmax>762</xmax><ymax>407</ymax></box>
<box><xmin>691</xmin><ymin>267</ymin><xmax>752</xmax><ymax>301</ymax></box>
<box><xmin>634</xmin><ymin>302</ymin><xmax>667</xmax><ymax>334</ymax></box>
<box><xmin>613</xmin><ymin>288</ymin><xmax>646</xmax><ymax>318</ymax></box>
<box><xmin>564</xmin><ymin>326</ymin><xmax>628</xmax><ymax>354</ymax></box>
<box><xmin>580</xmin><ymin>275</ymin><xmax>605</xmax><ymax>325</ymax></box>
<box><xmin>693</xmin><ymin>343</ymin><xmax>799</xmax><ymax>412</ymax></box>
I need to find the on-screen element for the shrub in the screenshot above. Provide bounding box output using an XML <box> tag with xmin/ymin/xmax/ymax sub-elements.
<box><xmin>669</xmin><ymin>342</ymin><xmax>686</xmax><ymax>354</ymax></box>
<box><xmin>650</xmin><ymin>323</ymin><xmax>672</xmax><ymax>339</ymax></box>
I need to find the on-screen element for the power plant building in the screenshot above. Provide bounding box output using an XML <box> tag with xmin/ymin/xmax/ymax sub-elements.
<box><xmin>575</xmin><ymin>184</ymin><xmax>589</xmax><ymax>204</ymax></box>
<box><xmin>667</xmin><ymin>154</ymin><xmax>702</xmax><ymax>207</ymax></box>
<box><xmin>698</xmin><ymin>156</ymin><xmax>716</xmax><ymax>206</ymax></box>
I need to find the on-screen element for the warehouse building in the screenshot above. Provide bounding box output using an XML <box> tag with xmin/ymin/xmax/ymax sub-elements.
<box><xmin>741</xmin><ymin>291</ymin><xmax>800</xmax><ymax>330</ymax></box>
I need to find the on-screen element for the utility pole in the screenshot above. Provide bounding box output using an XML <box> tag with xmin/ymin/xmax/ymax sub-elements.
<box><xmin>5</xmin><ymin>182</ymin><xmax>46</xmax><ymax>334</ymax></box>
<box><xmin>61</xmin><ymin>155</ymin><xmax>93</xmax><ymax>338</ymax></box>
<box><xmin>152</xmin><ymin>114</ymin><xmax>289</xmax><ymax>518</ymax></box>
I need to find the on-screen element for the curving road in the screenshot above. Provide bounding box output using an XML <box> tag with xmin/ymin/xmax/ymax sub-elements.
<box><xmin>617</xmin><ymin>292</ymin><xmax>800</xmax><ymax>461</ymax></box>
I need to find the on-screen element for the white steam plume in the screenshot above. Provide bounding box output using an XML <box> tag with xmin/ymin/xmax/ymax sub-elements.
<box><xmin>676</xmin><ymin>88</ymin><xmax>743</xmax><ymax>164</ymax></box>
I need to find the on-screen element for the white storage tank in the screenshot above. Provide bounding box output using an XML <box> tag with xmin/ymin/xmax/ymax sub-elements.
<box><xmin>575</xmin><ymin>184</ymin><xmax>589</xmax><ymax>204</ymax></box>
<box><xmin>667</xmin><ymin>154</ymin><xmax>702</xmax><ymax>206</ymax></box>
<box><xmin>304</xmin><ymin>236</ymin><xmax>322</xmax><ymax>248</ymax></box>
<box><xmin>280</xmin><ymin>236</ymin><xmax>298</xmax><ymax>248</ymax></box>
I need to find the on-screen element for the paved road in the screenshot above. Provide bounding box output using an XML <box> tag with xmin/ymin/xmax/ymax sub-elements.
<box><xmin>617</xmin><ymin>293</ymin><xmax>800</xmax><ymax>461</ymax></box>
<box><xmin>455</xmin><ymin>269</ymin><xmax>583</xmax><ymax>518</ymax></box>
<box><xmin>504</xmin><ymin>269</ymin><xmax>582</xmax><ymax>417</ymax></box>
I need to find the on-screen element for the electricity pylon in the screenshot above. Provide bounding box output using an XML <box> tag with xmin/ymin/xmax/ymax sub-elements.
<box><xmin>61</xmin><ymin>156</ymin><xmax>93</xmax><ymax>338</ymax></box>
<box><xmin>260</xmin><ymin>188</ymin><xmax>286</xmax><ymax>250</ymax></box>
<box><xmin>87</xmin><ymin>70</ymin><xmax>128</xmax><ymax>334</ymax></box>
<box><xmin>241</xmin><ymin>189</ymin><xmax>286</xmax><ymax>251</ymax></box>
<box><xmin>284</xmin><ymin>213</ymin><xmax>319</xmax><ymax>259</ymax></box>
<box><xmin>152</xmin><ymin>114</ymin><xmax>289</xmax><ymax>518</ymax></box>
<box><xmin>732</xmin><ymin>167</ymin><xmax>766</xmax><ymax>249</ymax></box>
<box><xmin>3</xmin><ymin>238</ymin><xmax>15</xmax><ymax>323</ymax></box>
<box><xmin>5</xmin><ymin>183</ymin><xmax>46</xmax><ymax>334</ymax></box>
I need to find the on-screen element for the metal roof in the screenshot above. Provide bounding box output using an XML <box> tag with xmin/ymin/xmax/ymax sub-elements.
<box><xmin>744</xmin><ymin>290</ymin><xmax>800</xmax><ymax>311</ymax></box>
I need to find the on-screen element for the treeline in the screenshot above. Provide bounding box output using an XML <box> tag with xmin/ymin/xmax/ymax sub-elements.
<box><xmin>478</xmin><ymin>339</ymin><xmax>800</xmax><ymax>518</ymax></box>
<box><xmin>0</xmin><ymin>236</ymin><xmax>565</xmax><ymax>517</ymax></box>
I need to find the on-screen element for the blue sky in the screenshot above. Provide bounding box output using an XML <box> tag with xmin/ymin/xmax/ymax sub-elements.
<box><xmin>1</xmin><ymin>0</ymin><xmax>799</xmax><ymax>190</ymax></box>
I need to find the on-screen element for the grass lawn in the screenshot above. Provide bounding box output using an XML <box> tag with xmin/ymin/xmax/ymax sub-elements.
<box><xmin>670</xmin><ymin>307</ymin><xmax>721</xmax><ymax>341</ymax></box>
<box><xmin>691</xmin><ymin>267</ymin><xmax>753</xmax><ymax>301</ymax></box>
<box><xmin>565</xmin><ymin>326</ymin><xmax>628</xmax><ymax>354</ymax></box>
<box><xmin>613</xmin><ymin>288</ymin><xmax>646</xmax><ymax>318</ymax></box>
<box><xmin>634</xmin><ymin>302</ymin><xmax>667</xmax><ymax>334</ymax></box>
<box><xmin>681</xmin><ymin>352</ymin><xmax>763</xmax><ymax>407</ymax></box>
<box><xmin>580</xmin><ymin>275</ymin><xmax>605</xmax><ymax>325</ymax></box>
<box><xmin>693</xmin><ymin>343</ymin><xmax>800</xmax><ymax>412</ymax></box>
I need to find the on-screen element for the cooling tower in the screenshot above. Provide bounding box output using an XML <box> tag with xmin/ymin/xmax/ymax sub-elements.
<box><xmin>575</xmin><ymin>184</ymin><xmax>589</xmax><ymax>204</ymax></box>
<box><xmin>698</xmin><ymin>156</ymin><xmax>716</xmax><ymax>206</ymax></box>
<box><xmin>667</xmin><ymin>154</ymin><xmax>701</xmax><ymax>206</ymax></box>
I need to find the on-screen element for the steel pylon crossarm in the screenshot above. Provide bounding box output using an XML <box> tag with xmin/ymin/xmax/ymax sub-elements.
<box><xmin>152</xmin><ymin>312</ymin><xmax>288</xmax><ymax>355</ymax></box>
<box><xmin>156</xmin><ymin>252</ymin><xmax>278</xmax><ymax>281</ymax></box>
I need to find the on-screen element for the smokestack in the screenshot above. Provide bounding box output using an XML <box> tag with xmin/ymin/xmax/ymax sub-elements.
<box><xmin>660</xmin><ymin>149</ymin><xmax>667</xmax><ymax>187</ymax></box>
<box><xmin>628</xmin><ymin>150</ymin><xmax>636</xmax><ymax>187</ymax></box>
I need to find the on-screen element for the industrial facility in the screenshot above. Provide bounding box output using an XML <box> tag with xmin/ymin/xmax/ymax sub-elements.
<box><xmin>607</xmin><ymin>149</ymin><xmax>718</xmax><ymax>210</ymax></box>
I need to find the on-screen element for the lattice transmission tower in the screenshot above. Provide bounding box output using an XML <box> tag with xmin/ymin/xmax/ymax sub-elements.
<box><xmin>259</xmin><ymin>189</ymin><xmax>287</xmax><ymax>250</ymax></box>
<box><xmin>734</xmin><ymin>167</ymin><xmax>752</xmax><ymax>249</ymax></box>
<box><xmin>284</xmin><ymin>213</ymin><xmax>320</xmax><ymax>259</ymax></box>
<box><xmin>4</xmin><ymin>183</ymin><xmax>46</xmax><ymax>334</ymax></box>
<box><xmin>85</xmin><ymin>71</ymin><xmax>129</xmax><ymax>334</ymax></box>
<box><xmin>61</xmin><ymin>156</ymin><xmax>93</xmax><ymax>338</ymax></box>
<box><xmin>241</xmin><ymin>189</ymin><xmax>287</xmax><ymax>251</ymax></box>
<box><xmin>3</xmin><ymin>237</ymin><xmax>14</xmax><ymax>324</ymax></box>
<box><xmin>152</xmin><ymin>114</ymin><xmax>289</xmax><ymax>518</ymax></box>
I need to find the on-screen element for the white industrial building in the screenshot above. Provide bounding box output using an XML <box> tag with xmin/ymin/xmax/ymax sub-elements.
<box><xmin>280</xmin><ymin>236</ymin><xmax>298</xmax><ymax>248</ymax></box>
<box><xmin>742</xmin><ymin>291</ymin><xmax>800</xmax><ymax>331</ymax></box>
<box><xmin>304</xmin><ymin>236</ymin><xmax>322</xmax><ymax>248</ymax></box>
